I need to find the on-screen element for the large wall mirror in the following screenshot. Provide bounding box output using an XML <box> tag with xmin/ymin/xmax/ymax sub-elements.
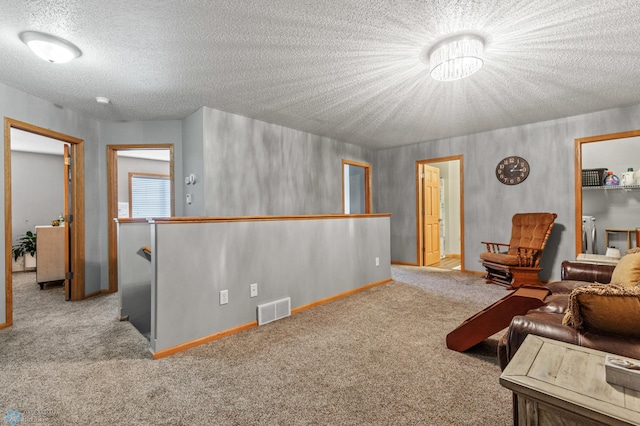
<box><xmin>575</xmin><ymin>130</ymin><xmax>640</xmax><ymax>257</ymax></box>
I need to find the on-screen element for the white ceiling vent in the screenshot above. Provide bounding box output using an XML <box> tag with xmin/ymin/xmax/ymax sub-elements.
<box><xmin>257</xmin><ymin>297</ymin><xmax>291</xmax><ymax>326</ymax></box>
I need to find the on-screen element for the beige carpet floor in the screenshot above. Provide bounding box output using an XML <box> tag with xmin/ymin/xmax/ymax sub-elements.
<box><xmin>0</xmin><ymin>268</ymin><xmax>512</xmax><ymax>425</ymax></box>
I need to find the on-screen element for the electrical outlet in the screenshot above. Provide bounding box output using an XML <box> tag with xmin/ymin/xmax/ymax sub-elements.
<box><xmin>219</xmin><ymin>289</ymin><xmax>228</xmax><ymax>305</ymax></box>
<box><xmin>375</xmin><ymin>257</ymin><xmax>380</xmax><ymax>267</ymax></box>
<box><xmin>250</xmin><ymin>283</ymin><xmax>258</xmax><ymax>298</ymax></box>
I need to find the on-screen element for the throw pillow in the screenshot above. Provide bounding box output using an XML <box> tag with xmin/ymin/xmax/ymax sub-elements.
<box><xmin>610</xmin><ymin>249</ymin><xmax>640</xmax><ymax>287</ymax></box>
<box><xmin>562</xmin><ymin>283</ymin><xmax>640</xmax><ymax>338</ymax></box>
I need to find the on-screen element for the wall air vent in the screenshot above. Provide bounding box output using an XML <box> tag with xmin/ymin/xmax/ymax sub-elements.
<box><xmin>257</xmin><ymin>297</ymin><xmax>291</xmax><ymax>325</ymax></box>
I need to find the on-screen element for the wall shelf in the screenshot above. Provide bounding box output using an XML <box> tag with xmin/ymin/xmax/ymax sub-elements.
<box><xmin>582</xmin><ymin>185</ymin><xmax>640</xmax><ymax>190</ymax></box>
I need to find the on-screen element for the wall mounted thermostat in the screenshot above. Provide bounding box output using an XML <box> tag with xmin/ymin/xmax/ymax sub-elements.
<box><xmin>185</xmin><ymin>173</ymin><xmax>196</xmax><ymax>185</ymax></box>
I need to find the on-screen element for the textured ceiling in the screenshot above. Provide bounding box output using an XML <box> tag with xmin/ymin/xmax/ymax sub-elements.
<box><xmin>1</xmin><ymin>0</ymin><xmax>640</xmax><ymax>149</ymax></box>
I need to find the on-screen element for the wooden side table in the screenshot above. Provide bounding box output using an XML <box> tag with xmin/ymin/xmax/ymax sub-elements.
<box><xmin>500</xmin><ymin>335</ymin><xmax>640</xmax><ymax>425</ymax></box>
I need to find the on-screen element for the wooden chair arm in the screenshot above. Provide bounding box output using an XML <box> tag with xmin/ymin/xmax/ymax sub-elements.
<box><xmin>481</xmin><ymin>242</ymin><xmax>545</xmax><ymax>267</ymax></box>
<box><xmin>481</xmin><ymin>241</ymin><xmax>510</xmax><ymax>254</ymax></box>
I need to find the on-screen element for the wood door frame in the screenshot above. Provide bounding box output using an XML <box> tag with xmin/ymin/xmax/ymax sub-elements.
<box><xmin>574</xmin><ymin>130</ymin><xmax>640</xmax><ymax>256</ymax></box>
<box><xmin>63</xmin><ymin>145</ymin><xmax>70</xmax><ymax>300</ymax></box>
<box><xmin>341</xmin><ymin>159</ymin><xmax>372</xmax><ymax>214</ymax></box>
<box><xmin>416</xmin><ymin>155</ymin><xmax>465</xmax><ymax>269</ymax></box>
<box><xmin>4</xmin><ymin>118</ymin><xmax>85</xmax><ymax>328</ymax></box>
<box><xmin>107</xmin><ymin>144</ymin><xmax>174</xmax><ymax>293</ymax></box>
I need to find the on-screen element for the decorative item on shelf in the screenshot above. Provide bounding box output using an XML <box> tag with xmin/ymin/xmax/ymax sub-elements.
<box><xmin>51</xmin><ymin>220</ymin><xmax>60</xmax><ymax>227</ymax></box>
<box><xmin>604</xmin><ymin>170</ymin><xmax>620</xmax><ymax>186</ymax></box>
<box><xmin>582</xmin><ymin>168</ymin><xmax>608</xmax><ymax>187</ymax></box>
<box><xmin>622</xmin><ymin>168</ymin><xmax>636</xmax><ymax>186</ymax></box>
<box><xmin>58</xmin><ymin>214</ymin><xmax>65</xmax><ymax>226</ymax></box>
<box><xmin>605</xmin><ymin>247</ymin><xmax>622</xmax><ymax>258</ymax></box>
<box><xmin>605</xmin><ymin>355</ymin><xmax>640</xmax><ymax>392</ymax></box>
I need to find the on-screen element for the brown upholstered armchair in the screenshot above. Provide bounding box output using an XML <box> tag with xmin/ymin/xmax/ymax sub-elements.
<box><xmin>480</xmin><ymin>212</ymin><xmax>557</xmax><ymax>289</ymax></box>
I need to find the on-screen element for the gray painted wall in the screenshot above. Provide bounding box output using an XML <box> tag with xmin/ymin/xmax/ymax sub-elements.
<box><xmin>377</xmin><ymin>103</ymin><xmax>640</xmax><ymax>281</ymax></box>
<box><xmin>1</xmin><ymin>82</ymin><xmax>101</xmax><ymax>321</ymax></box>
<box><xmin>117</xmin><ymin>221</ymin><xmax>152</xmax><ymax>336</ymax></box>
<box><xmin>97</xmin><ymin>120</ymin><xmax>183</xmax><ymax>291</ymax></box>
<box><xmin>347</xmin><ymin>165</ymin><xmax>366</xmax><ymax>214</ymax></box>
<box><xmin>0</xmin><ymin>81</ymin><xmax>184</xmax><ymax>324</ymax></box>
<box><xmin>149</xmin><ymin>216</ymin><xmax>391</xmax><ymax>353</ymax></box>
<box><xmin>4</xmin><ymin>75</ymin><xmax>640</xmax><ymax>326</ymax></box>
<box><xmin>200</xmin><ymin>107</ymin><xmax>377</xmax><ymax>216</ymax></box>
<box><xmin>182</xmin><ymin>108</ymin><xmax>205</xmax><ymax>216</ymax></box>
<box><xmin>11</xmin><ymin>151</ymin><xmax>64</xmax><ymax>247</ymax></box>
<box><xmin>2</xmin><ymin>81</ymin><xmax>380</xmax><ymax>326</ymax></box>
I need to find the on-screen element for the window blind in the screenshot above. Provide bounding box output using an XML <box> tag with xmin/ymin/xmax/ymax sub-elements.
<box><xmin>130</xmin><ymin>175</ymin><xmax>171</xmax><ymax>218</ymax></box>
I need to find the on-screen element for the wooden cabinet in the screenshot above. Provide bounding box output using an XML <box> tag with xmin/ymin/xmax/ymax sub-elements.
<box><xmin>35</xmin><ymin>225</ymin><xmax>65</xmax><ymax>288</ymax></box>
<box><xmin>500</xmin><ymin>335</ymin><xmax>640</xmax><ymax>425</ymax></box>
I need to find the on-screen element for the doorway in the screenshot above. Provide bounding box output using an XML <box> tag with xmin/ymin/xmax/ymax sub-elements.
<box><xmin>4</xmin><ymin>118</ymin><xmax>85</xmax><ymax>328</ymax></box>
<box><xmin>416</xmin><ymin>156</ymin><xmax>464</xmax><ymax>270</ymax></box>
<box><xmin>342</xmin><ymin>160</ymin><xmax>371</xmax><ymax>214</ymax></box>
<box><xmin>418</xmin><ymin>163</ymin><xmax>440</xmax><ymax>265</ymax></box>
<box><xmin>574</xmin><ymin>130</ymin><xmax>640</xmax><ymax>256</ymax></box>
<box><xmin>107</xmin><ymin>145</ymin><xmax>174</xmax><ymax>293</ymax></box>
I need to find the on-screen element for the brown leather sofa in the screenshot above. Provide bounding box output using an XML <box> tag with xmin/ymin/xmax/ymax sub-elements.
<box><xmin>498</xmin><ymin>260</ymin><xmax>640</xmax><ymax>370</ymax></box>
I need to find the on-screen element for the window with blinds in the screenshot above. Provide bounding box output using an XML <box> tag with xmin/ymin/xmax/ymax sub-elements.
<box><xmin>129</xmin><ymin>173</ymin><xmax>171</xmax><ymax>218</ymax></box>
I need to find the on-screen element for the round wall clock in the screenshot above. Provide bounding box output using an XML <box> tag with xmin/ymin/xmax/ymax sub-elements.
<box><xmin>496</xmin><ymin>156</ymin><xmax>530</xmax><ymax>185</ymax></box>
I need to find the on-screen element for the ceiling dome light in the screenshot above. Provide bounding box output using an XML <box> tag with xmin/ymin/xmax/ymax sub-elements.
<box><xmin>429</xmin><ymin>34</ymin><xmax>484</xmax><ymax>82</ymax></box>
<box><xmin>19</xmin><ymin>31</ymin><xmax>82</xmax><ymax>64</ymax></box>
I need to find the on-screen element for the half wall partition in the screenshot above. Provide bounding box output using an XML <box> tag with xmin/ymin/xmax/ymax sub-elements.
<box><xmin>117</xmin><ymin>214</ymin><xmax>392</xmax><ymax>358</ymax></box>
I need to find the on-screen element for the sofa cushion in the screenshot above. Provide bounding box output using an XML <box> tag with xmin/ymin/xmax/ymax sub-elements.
<box><xmin>561</xmin><ymin>261</ymin><xmax>615</xmax><ymax>284</ymax></box>
<box><xmin>529</xmin><ymin>294</ymin><xmax>568</xmax><ymax>314</ymax></box>
<box><xmin>562</xmin><ymin>283</ymin><xmax>640</xmax><ymax>338</ymax></box>
<box><xmin>479</xmin><ymin>252</ymin><xmax>519</xmax><ymax>265</ymax></box>
<box><xmin>610</xmin><ymin>249</ymin><xmax>640</xmax><ymax>287</ymax></box>
<box><xmin>546</xmin><ymin>280</ymin><xmax>591</xmax><ymax>295</ymax></box>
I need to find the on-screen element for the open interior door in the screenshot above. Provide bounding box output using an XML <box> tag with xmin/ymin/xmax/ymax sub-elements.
<box><xmin>63</xmin><ymin>144</ymin><xmax>71</xmax><ymax>301</ymax></box>
<box><xmin>419</xmin><ymin>164</ymin><xmax>441</xmax><ymax>266</ymax></box>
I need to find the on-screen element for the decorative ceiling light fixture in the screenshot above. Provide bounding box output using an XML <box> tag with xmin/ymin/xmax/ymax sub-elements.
<box><xmin>19</xmin><ymin>31</ymin><xmax>82</xmax><ymax>64</ymax></box>
<box><xmin>429</xmin><ymin>34</ymin><xmax>484</xmax><ymax>82</ymax></box>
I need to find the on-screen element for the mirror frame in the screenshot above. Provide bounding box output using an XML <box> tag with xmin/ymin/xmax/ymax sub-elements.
<box><xmin>574</xmin><ymin>129</ymin><xmax>640</xmax><ymax>256</ymax></box>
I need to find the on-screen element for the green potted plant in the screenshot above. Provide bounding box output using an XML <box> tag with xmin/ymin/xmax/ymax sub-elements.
<box><xmin>12</xmin><ymin>231</ymin><xmax>37</xmax><ymax>268</ymax></box>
